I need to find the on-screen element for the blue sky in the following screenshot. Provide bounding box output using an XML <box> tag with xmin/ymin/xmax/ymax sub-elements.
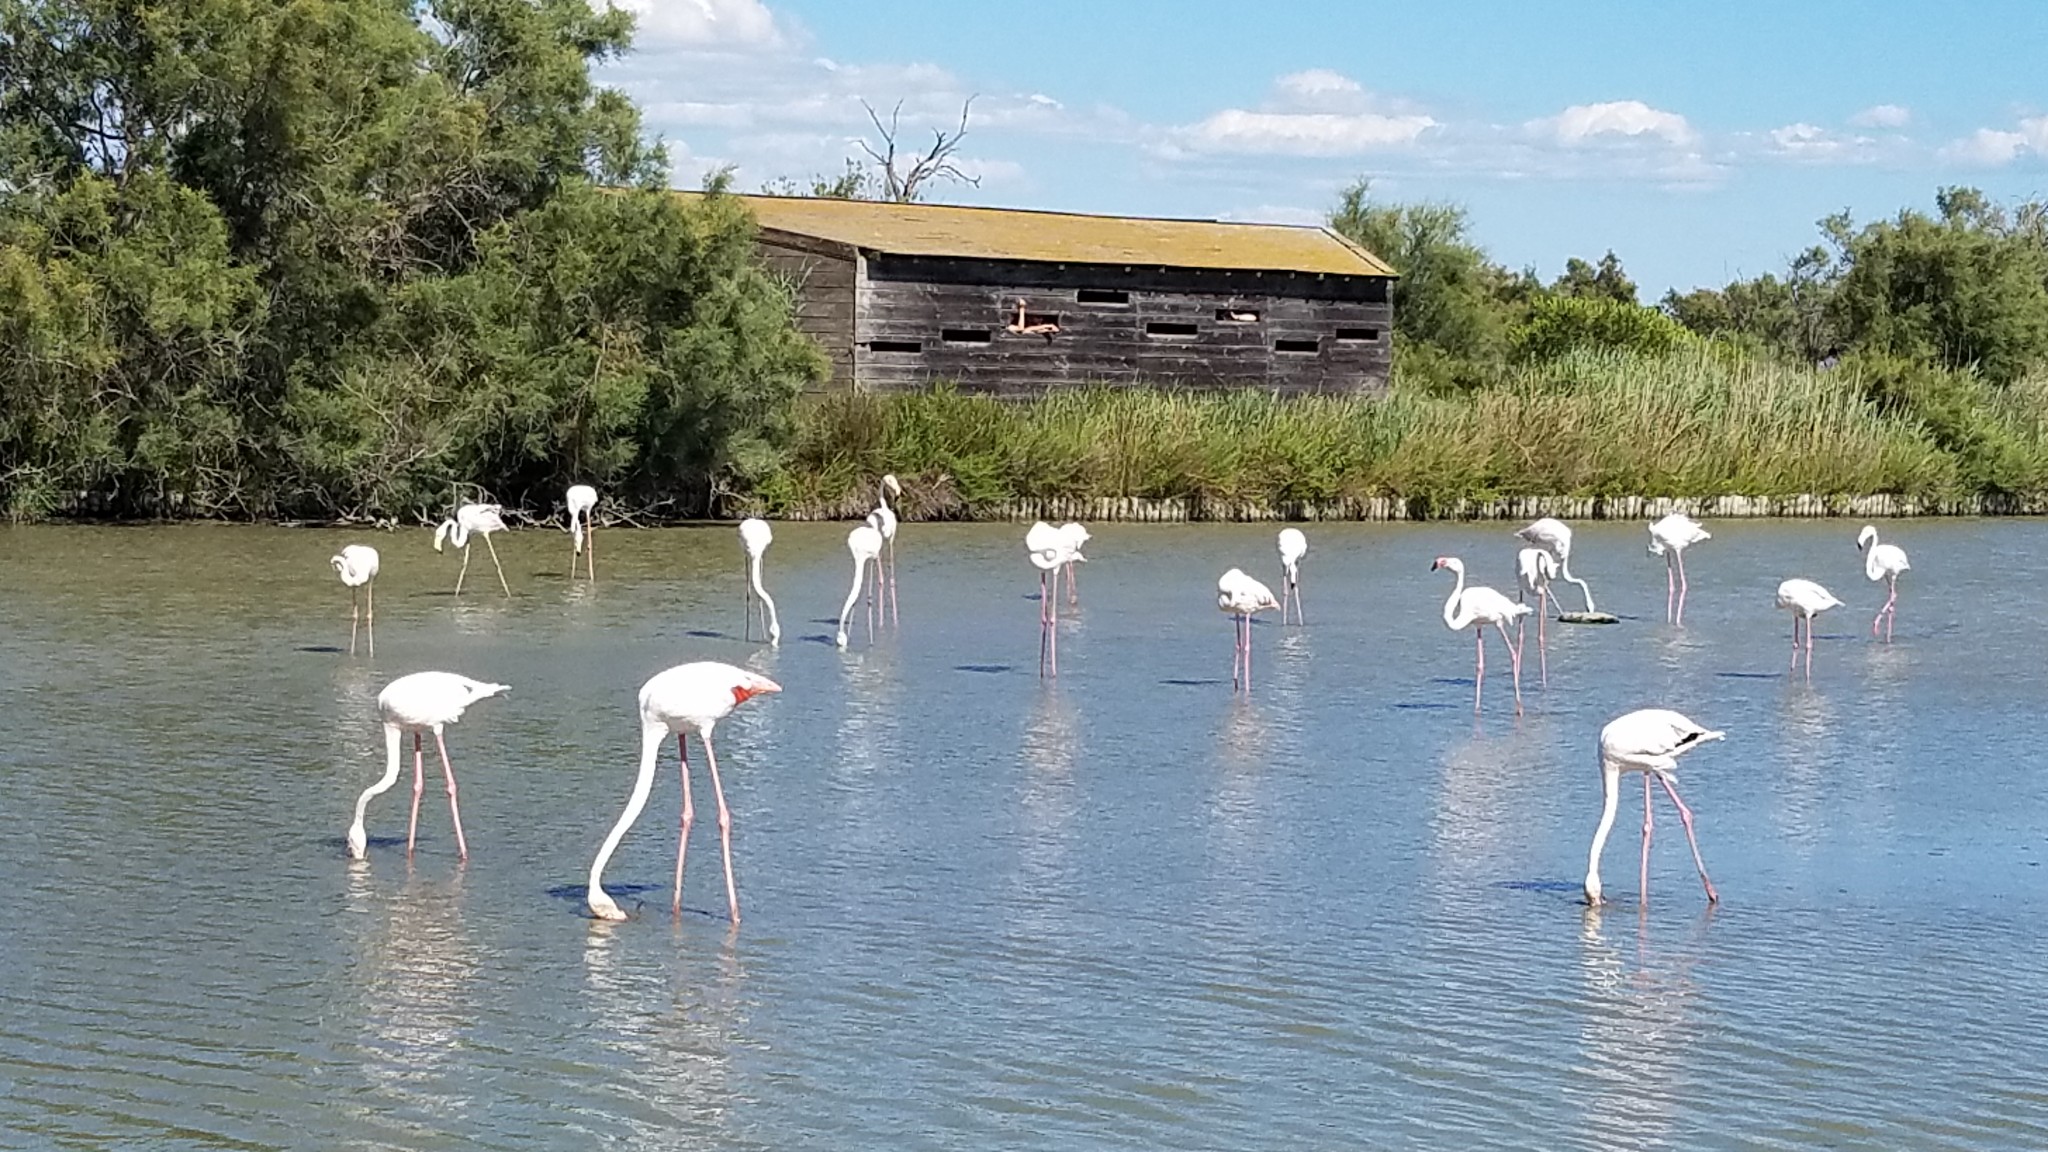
<box><xmin>599</xmin><ymin>0</ymin><xmax>2048</xmax><ymax>295</ymax></box>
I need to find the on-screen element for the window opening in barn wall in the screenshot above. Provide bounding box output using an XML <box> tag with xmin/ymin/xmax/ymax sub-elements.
<box><xmin>1274</xmin><ymin>338</ymin><xmax>1321</xmax><ymax>354</ymax></box>
<box><xmin>1215</xmin><ymin>308</ymin><xmax>1261</xmax><ymax>323</ymax></box>
<box><xmin>1145</xmin><ymin>321</ymin><xmax>1199</xmax><ymax>339</ymax></box>
<box><xmin>1335</xmin><ymin>328</ymin><xmax>1381</xmax><ymax>343</ymax></box>
<box><xmin>1077</xmin><ymin>288</ymin><xmax>1130</xmax><ymax>305</ymax></box>
<box><xmin>1005</xmin><ymin>298</ymin><xmax>1061</xmax><ymax>339</ymax></box>
<box><xmin>867</xmin><ymin>340</ymin><xmax>923</xmax><ymax>354</ymax></box>
<box><xmin>941</xmin><ymin>329</ymin><xmax>993</xmax><ymax>344</ymax></box>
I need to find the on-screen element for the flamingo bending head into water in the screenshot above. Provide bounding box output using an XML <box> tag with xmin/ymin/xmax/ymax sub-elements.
<box><xmin>1218</xmin><ymin>568</ymin><xmax>1280</xmax><ymax>694</ymax></box>
<box><xmin>1647</xmin><ymin>513</ymin><xmax>1710</xmax><ymax>625</ymax></box>
<box><xmin>837</xmin><ymin>522</ymin><xmax>884</xmax><ymax>649</ymax></box>
<box><xmin>1776</xmin><ymin>578</ymin><xmax>1842</xmax><ymax>677</ymax></box>
<box><xmin>587</xmin><ymin>662</ymin><xmax>781</xmax><ymax>924</ymax></box>
<box><xmin>1432</xmin><ymin>556</ymin><xmax>1532</xmax><ymax>715</ymax></box>
<box><xmin>1585</xmin><ymin>708</ymin><xmax>1722</xmax><ymax>907</ymax></box>
<box><xmin>331</xmin><ymin>544</ymin><xmax>380</xmax><ymax>656</ymax></box>
<box><xmin>433</xmin><ymin>502</ymin><xmax>511</xmax><ymax>598</ymax></box>
<box><xmin>347</xmin><ymin>672</ymin><xmax>509</xmax><ymax>861</ymax></box>
<box><xmin>1515</xmin><ymin>546</ymin><xmax>1558</xmax><ymax>682</ymax></box>
<box><xmin>1514</xmin><ymin>518</ymin><xmax>1596</xmax><ymax>613</ymax></box>
<box><xmin>871</xmin><ymin>474</ymin><xmax>902</xmax><ymax>625</ymax></box>
<box><xmin>1277</xmin><ymin>528</ymin><xmax>1308</xmax><ymax>625</ymax></box>
<box><xmin>1856</xmin><ymin>525</ymin><xmax>1910</xmax><ymax>642</ymax></box>
<box><xmin>1027</xmin><ymin>522</ymin><xmax>1084</xmax><ymax>676</ymax></box>
<box><xmin>738</xmin><ymin>518</ymin><xmax>780</xmax><ymax>646</ymax></box>
<box><xmin>566</xmin><ymin>484</ymin><xmax>598</xmax><ymax>581</ymax></box>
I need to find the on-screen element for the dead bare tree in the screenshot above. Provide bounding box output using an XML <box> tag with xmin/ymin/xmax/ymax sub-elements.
<box><xmin>857</xmin><ymin>96</ymin><xmax>980</xmax><ymax>203</ymax></box>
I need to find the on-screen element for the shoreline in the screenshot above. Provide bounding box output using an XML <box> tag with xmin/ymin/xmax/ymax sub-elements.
<box><xmin>767</xmin><ymin>491</ymin><xmax>2048</xmax><ymax>523</ymax></box>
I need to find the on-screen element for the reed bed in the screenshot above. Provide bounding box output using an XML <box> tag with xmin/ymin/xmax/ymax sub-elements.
<box><xmin>757</xmin><ymin>349</ymin><xmax>1996</xmax><ymax>520</ymax></box>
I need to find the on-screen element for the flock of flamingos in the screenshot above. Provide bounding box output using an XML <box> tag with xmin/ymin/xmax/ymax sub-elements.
<box><xmin>324</xmin><ymin>478</ymin><xmax>1914</xmax><ymax>923</ymax></box>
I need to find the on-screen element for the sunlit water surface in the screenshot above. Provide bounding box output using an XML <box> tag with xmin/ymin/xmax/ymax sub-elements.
<box><xmin>2</xmin><ymin>520</ymin><xmax>2044</xmax><ymax>1150</ymax></box>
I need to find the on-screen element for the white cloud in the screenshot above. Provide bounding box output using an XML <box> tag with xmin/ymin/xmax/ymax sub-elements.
<box><xmin>1763</xmin><ymin>122</ymin><xmax>1882</xmax><ymax>164</ymax></box>
<box><xmin>1176</xmin><ymin>109</ymin><xmax>1437</xmax><ymax>157</ymax></box>
<box><xmin>1531</xmin><ymin>101</ymin><xmax>1697</xmax><ymax>147</ymax></box>
<box><xmin>1164</xmin><ymin>71</ymin><xmax>1436</xmax><ymax>158</ymax></box>
<box><xmin>608</xmin><ymin>0</ymin><xmax>786</xmax><ymax>50</ymax></box>
<box><xmin>1939</xmin><ymin>116</ymin><xmax>2048</xmax><ymax>166</ymax></box>
<box><xmin>1849</xmin><ymin>103</ymin><xmax>1911</xmax><ymax>129</ymax></box>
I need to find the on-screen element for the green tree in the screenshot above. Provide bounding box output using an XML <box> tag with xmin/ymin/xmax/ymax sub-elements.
<box><xmin>1553</xmin><ymin>251</ymin><xmax>1637</xmax><ymax>304</ymax></box>
<box><xmin>1328</xmin><ymin>178</ymin><xmax>1508</xmax><ymax>368</ymax></box>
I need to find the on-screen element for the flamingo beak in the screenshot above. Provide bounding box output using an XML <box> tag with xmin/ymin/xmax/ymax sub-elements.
<box><xmin>732</xmin><ymin>677</ymin><xmax>783</xmax><ymax>705</ymax></box>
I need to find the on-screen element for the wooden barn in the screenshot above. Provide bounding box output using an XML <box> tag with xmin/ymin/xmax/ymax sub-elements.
<box><xmin>692</xmin><ymin>193</ymin><xmax>1398</xmax><ymax>396</ymax></box>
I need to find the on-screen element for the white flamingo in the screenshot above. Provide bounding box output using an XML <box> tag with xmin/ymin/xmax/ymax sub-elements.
<box><xmin>1514</xmin><ymin>517</ymin><xmax>1596</xmax><ymax>612</ymax></box>
<box><xmin>347</xmin><ymin>671</ymin><xmax>509</xmax><ymax>860</ymax></box>
<box><xmin>837</xmin><ymin>521</ymin><xmax>884</xmax><ymax>649</ymax></box>
<box><xmin>739</xmin><ymin>517</ymin><xmax>780</xmax><ymax>646</ymax></box>
<box><xmin>1856</xmin><ymin>525</ymin><xmax>1910</xmax><ymax>642</ymax></box>
<box><xmin>1277</xmin><ymin>528</ymin><xmax>1308</xmax><ymax>625</ymax></box>
<box><xmin>1218</xmin><ymin>568</ymin><xmax>1281</xmax><ymax>694</ymax></box>
<box><xmin>433</xmin><ymin>502</ymin><xmax>511</xmax><ymax>598</ymax></box>
<box><xmin>1777</xmin><ymin>578</ymin><xmax>1843</xmax><ymax>676</ymax></box>
<box><xmin>1585</xmin><ymin>708</ymin><xmax>1723</xmax><ymax>907</ymax></box>
<box><xmin>1647</xmin><ymin>513</ymin><xmax>1710</xmax><ymax>625</ymax></box>
<box><xmin>1516</xmin><ymin>545</ymin><xmax>1559</xmax><ymax>682</ymax></box>
<box><xmin>1058</xmin><ymin>522</ymin><xmax>1091</xmax><ymax>605</ymax></box>
<box><xmin>1027</xmin><ymin>521</ymin><xmax>1084</xmax><ymax>676</ymax></box>
<box><xmin>331</xmin><ymin>544</ymin><xmax>380</xmax><ymax>656</ymax></box>
<box><xmin>871</xmin><ymin>474</ymin><xmax>901</xmax><ymax>625</ymax></box>
<box><xmin>566</xmin><ymin>484</ymin><xmax>597</xmax><ymax>581</ymax></box>
<box><xmin>587</xmin><ymin>662</ymin><xmax>782</xmax><ymax>924</ymax></box>
<box><xmin>1432</xmin><ymin>556</ymin><xmax>1532</xmax><ymax>715</ymax></box>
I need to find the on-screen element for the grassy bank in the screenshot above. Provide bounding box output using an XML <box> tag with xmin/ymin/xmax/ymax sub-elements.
<box><xmin>752</xmin><ymin>348</ymin><xmax>2048</xmax><ymax>520</ymax></box>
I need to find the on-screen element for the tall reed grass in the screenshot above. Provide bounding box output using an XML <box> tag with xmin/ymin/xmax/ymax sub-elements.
<box><xmin>758</xmin><ymin>348</ymin><xmax>2023</xmax><ymax>519</ymax></box>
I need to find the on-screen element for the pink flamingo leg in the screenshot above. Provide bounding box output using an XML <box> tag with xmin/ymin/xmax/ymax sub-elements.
<box><xmin>1048</xmin><ymin>568</ymin><xmax>1060</xmax><ymax>676</ymax></box>
<box><xmin>1665</xmin><ymin>556</ymin><xmax>1676</xmax><ymax>624</ymax></box>
<box><xmin>348</xmin><ymin>587</ymin><xmax>360</xmax><ymax>656</ymax></box>
<box><xmin>1789</xmin><ymin>614</ymin><xmax>1802</xmax><ymax>671</ymax></box>
<box><xmin>1537</xmin><ymin>609</ymin><xmax>1548</xmax><ymax>686</ymax></box>
<box><xmin>887</xmin><ymin>539</ymin><xmax>898</xmax><ymax>627</ymax></box>
<box><xmin>434</xmin><ymin>729</ymin><xmax>469</xmax><ymax>860</ymax></box>
<box><xmin>1473</xmin><ymin>629</ymin><xmax>1485</xmax><ymax>714</ymax></box>
<box><xmin>366</xmin><ymin>581</ymin><xmax>374</xmax><ymax>657</ymax></box>
<box><xmin>1804</xmin><ymin>614</ymin><xmax>1815</xmax><ymax>677</ymax></box>
<box><xmin>1640</xmin><ymin>773</ymin><xmax>1654</xmax><ymax>902</ymax></box>
<box><xmin>587</xmin><ymin>525</ymin><xmax>595</xmax><ymax>583</ymax></box>
<box><xmin>702</xmin><ymin>733</ymin><xmax>741</xmax><ymax>925</ymax></box>
<box><xmin>1039</xmin><ymin>571</ymin><xmax>1050</xmax><ymax>677</ymax></box>
<box><xmin>674</xmin><ymin>733</ymin><xmax>694</xmax><ymax>915</ymax></box>
<box><xmin>1498</xmin><ymin>621</ymin><xmax>1524</xmax><ymax>716</ymax></box>
<box><xmin>1656</xmin><ymin>775</ymin><xmax>1718</xmax><ymax>903</ymax></box>
<box><xmin>406</xmin><ymin>732</ymin><xmax>424</xmax><ymax>855</ymax></box>
<box><xmin>1243</xmin><ymin>612</ymin><xmax>1253</xmax><ymax>693</ymax></box>
<box><xmin>1675</xmin><ymin>549</ymin><xmax>1689</xmax><ymax>627</ymax></box>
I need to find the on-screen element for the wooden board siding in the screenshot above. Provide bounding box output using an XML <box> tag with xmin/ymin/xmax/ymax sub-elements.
<box><xmin>850</xmin><ymin>256</ymin><xmax>1392</xmax><ymax>396</ymax></box>
<box><xmin>757</xmin><ymin>231</ymin><xmax>857</xmax><ymax>391</ymax></box>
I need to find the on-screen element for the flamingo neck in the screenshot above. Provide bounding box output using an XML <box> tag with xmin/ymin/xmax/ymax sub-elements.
<box><xmin>1584</xmin><ymin>765</ymin><xmax>1621</xmax><ymax>903</ymax></box>
<box><xmin>749</xmin><ymin>554</ymin><xmax>780</xmax><ymax>641</ymax></box>
<box><xmin>588</xmin><ymin>722</ymin><xmax>668</xmax><ymax>900</ymax></box>
<box><xmin>1442</xmin><ymin>567</ymin><xmax>1469</xmax><ymax>629</ymax></box>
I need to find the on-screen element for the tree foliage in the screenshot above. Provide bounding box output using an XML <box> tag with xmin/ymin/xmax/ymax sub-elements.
<box><xmin>0</xmin><ymin>0</ymin><xmax>821</xmax><ymax>520</ymax></box>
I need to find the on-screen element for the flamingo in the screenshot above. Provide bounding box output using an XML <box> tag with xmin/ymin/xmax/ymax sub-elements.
<box><xmin>836</xmin><ymin>521</ymin><xmax>884</xmax><ymax>649</ymax></box>
<box><xmin>1516</xmin><ymin>545</ymin><xmax>1559</xmax><ymax>682</ymax></box>
<box><xmin>1277</xmin><ymin>528</ymin><xmax>1308</xmax><ymax>625</ymax></box>
<box><xmin>1777</xmin><ymin>578</ymin><xmax>1843</xmax><ymax>676</ymax></box>
<box><xmin>346</xmin><ymin>671</ymin><xmax>509</xmax><ymax>861</ymax></box>
<box><xmin>872</xmin><ymin>475</ymin><xmax>901</xmax><ymax>625</ymax></box>
<box><xmin>1218</xmin><ymin>568</ymin><xmax>1281</xmax><ymax>694</ymax></box>
<box><xmin>1432</xmin><ymin>556</ymin><xmax>1532</xmax><ymax>715</ymax></box>
<box><xmin>739</xmin><ymin>517</ymin><xmax>780</xmax><ymax>646</ymax></box>
<box><xmin>1647</xmin><ymin>513</ymin><xmax>1710</xmax><ymax>625</ymax></box>
<box><xmin>1027</xmin><ymin>521</ymin><xmax>1084</xmax><ymax>676</ymax></box>
<box><xmin>1058</xmin><ymin>522</ymin><xmax>1091</xmax><ymax>605</ymax></box>
<box><xmin>1585</xmin><ymin>708</ymin><xmax>1723</xmax><ymax>907</ymax></box>
<box><xmin>566</xmin><ymin>484</ymin><xmax>597</xmax><ymax>581</ymax></box>
<box><xmin>587</xmin><ymin>662</ymin><xmax>782</xmax><ymax>924</ymax></box>
<box><xmin>1514</xmin><ymin>517</ymin><xmax>1596</xmax><ymax>612</ymax></box>
<box><xmin>331</xmin><ymin>544</ymin><xmax>380</xmax><ymax>656</ymax></box>
<box><xmin>432</xmin><ymin>503</ymin><xmax>511</xmax><ymax>598</ymax></box>
<box><xmin>1857</xmin><ymin>525</ymin><xmax>1910</xmax><ymax>641</ymax></box>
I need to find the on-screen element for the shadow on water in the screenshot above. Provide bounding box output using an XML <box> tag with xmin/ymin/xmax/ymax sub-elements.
<box><xmin>799</xmin><ymin>634</ymin><xmax>837</xmax><ymax>646</ymax></box>
<box><xmin>1162</xmin><ymin>677</ymin><xmax>1226</xmax><ymax>687</ymax></box>
<box><xmin>298</xmin><ymin>645</ymin><xmax>346</xmax><ymax>654</ymax></box>
<box><xmin>684</xmin><ymin>629</ymin><xmax>729</xmax><ymax>640</ymax></box>
<box><xmin>1716</xmin><ymin>671</ymin><xmax>1781</xmax><ymax>680</ymax></box>
<box><xmin>1392</xmin><ymin>701</ymin><xmax>1458</xmax><ymax>711</ymax></box>
<box><xmin>955</xmin><ymin>664</ymin><xmax>1013</xmax><ymax>674</ymax></box>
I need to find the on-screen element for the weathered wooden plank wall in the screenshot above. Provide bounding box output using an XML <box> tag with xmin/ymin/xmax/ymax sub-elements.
<box><xmin>757</xmin><ymin>231</ymin><xmax>858</xmax><ymax>391</ymax></box>
<box><xmin>846</xmin><ymin>256</ymin><xmax>1393</xmax><ymax>397</ymax></box>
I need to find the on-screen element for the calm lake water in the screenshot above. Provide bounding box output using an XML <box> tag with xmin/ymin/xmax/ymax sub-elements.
<box><xmin>2</xmin><ymin>518</ymin><xmax>2045</xmax><ymax>1150</ymax></box>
